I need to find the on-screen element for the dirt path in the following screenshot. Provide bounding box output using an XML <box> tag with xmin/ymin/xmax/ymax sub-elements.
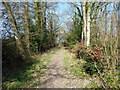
<box><xmin>37</xmin><ymin>48</ymin><xmax>91</xmax><ymax>88</ymax></box>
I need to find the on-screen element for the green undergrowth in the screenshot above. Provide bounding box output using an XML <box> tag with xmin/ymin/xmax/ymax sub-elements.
<box><xmin>64</xmin><ymin>49</ymin><xmax>89</xmax><ymax>78</ymax></box>
<box><xmin>88</xmin><ymin>82</ymin><xmax>98</xmax><ymax>88</ymax></box>
<box><xmin>63</xmin><ymin>49</ymin><xmax>99</xmax><ymax>88</ymax></box>
<box><xmin>2</xmin><ymin>48</ymin><xmax>57</xmax><ymax>89</ymax></box>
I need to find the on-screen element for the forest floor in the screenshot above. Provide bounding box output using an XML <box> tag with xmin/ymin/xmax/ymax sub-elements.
<box><xmin>37</xmin><ymin>48</ymin><xmax>93</xmax><ymax>88</ymax></box>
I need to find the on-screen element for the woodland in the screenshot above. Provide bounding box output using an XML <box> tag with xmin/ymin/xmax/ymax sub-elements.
<box><xmin>1</xmin><ymin>1</ymin><xmax>120</xmax><ymax>89</ymax></box>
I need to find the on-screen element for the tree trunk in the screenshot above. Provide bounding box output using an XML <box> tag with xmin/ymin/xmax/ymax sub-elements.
<box><xmin>82</xmin><ymin>2</ymin><xmax>87</xmax><ymax>45</ymax></box>
<box><xmin>24</xmin><ymin>2</ymin><xmax>30</xmax><ymax>55</ymax></box>
<box><xmin>86</xmin><ymin>2</ymin><xmax>91</xmax><ymax>47</ymax></box>
<box><xmin>35</xmin><ymin>2</ymin><xmax>39</xmax><ymax>24</ymax></box>
<box><xmin>41</xmin><ymin>2</ymin><xmax>44</xmax><ymax>28</ymax></box>
<box><xmin>43</xmin><ymin>2</ymin><xmax>47</xmax><ymax>29</ymax></box>
<box><xmin>117</xmin><ymin>2</ymin><xmax>120</xmax><ymax>68</ymax></box>
<box><xmin>3</xmin><ymin>2</ymin><xmax>26</xmax><ymax>59</ymax></box>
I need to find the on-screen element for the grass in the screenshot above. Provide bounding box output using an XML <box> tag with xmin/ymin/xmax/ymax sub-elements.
<box><xmin>88</xmin><ymin>82</ymin><xmax>98</xmax><ymax>88</ymax></box>
<box><xmin>64</xmin><ymin>49</ymin><xmax>89</xmax><ymax>78</ymax></box>
<box><xmin>2</xmin><ymin>48</ymin><xmax>57</xmax><ymax>89</ymax></box>
<box><xmin>63</xmin><ymin>49</ymin><xmax>120</xmax><ymax>88</ymax></box>
<box><xmin>63</xmin><ymin>49</ymin><xmax>100</xmax><ymax>88</ymax></box>
<box><xmin>63</xmin><ymin>49</ymin><xmax>106</xmax><ymax>88</ymax></box>
<box><xmin>49</xmin><ymin>50</ymin><xmax>57</xmax><ymax>54</ymax></box>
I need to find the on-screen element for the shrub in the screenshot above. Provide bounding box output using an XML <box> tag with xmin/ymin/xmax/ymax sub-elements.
<box><xmin>69</xmin><ymin>43</ymin><xmax>104</xmax><ymax>75</ymax></box>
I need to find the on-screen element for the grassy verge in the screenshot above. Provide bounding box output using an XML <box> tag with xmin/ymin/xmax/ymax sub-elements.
<box><xmin>63</xmin><ymin>49</ymin><xmax>99</xmax><ymax>88</ymax></box>
<box><xmin>2</xmin><ymin>48</ymin><xmax>57</xmax><ymax>88</ymax></box>
<box><xmin>64</xmin><ymin>49</ymin><xmax>88</xmax><ymax>78</ymax></box>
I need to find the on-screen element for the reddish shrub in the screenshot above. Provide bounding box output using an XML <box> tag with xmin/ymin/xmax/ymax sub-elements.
<box><xmin>87</xmin><ymin>45</ymin><xmax>103</xmax><ymax>63</ymax></box>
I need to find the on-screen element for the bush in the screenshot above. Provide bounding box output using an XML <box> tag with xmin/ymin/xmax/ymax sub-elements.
<box><xmin>69</xmin><ymin>43</ymin><xmax>104</xmax><ymax>75</ymax></box>
<box><xmin>68</xmin><ymin>42</ymin><xmax>119</xmax><ymax>88</ymax></box>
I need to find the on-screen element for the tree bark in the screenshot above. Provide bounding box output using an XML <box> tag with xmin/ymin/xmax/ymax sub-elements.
<box><xmin>117</xmin><ymin>2</ymin><xmax>120</xmax><ymax>68</ymax></box>
<box><xmin>43</xmin><ymin>2</ymin><xmax>47</xmax><ymax>29</ymax></box>
<box><xmin>86</xmin><ymin>2</ymin><xmax>91</xmax><ymax>47</ymax></box>
<box><xmin>24</xmin><ymin>2</ymin><xmax>30</xmax><ymax>55</ymax></box>
<box><xmin>35</xmin><ymin>2</ymin><xmax>39</xmax><ymax>24</ymax></box>
<box><xmin>82</xmin><ymin>2</ymin><xmax>87</xmax><ymax>45</ymax></box>
<box><xmin>2</xmin><ymin>2</ymin><xmax>26</xmax><ymax>59</ymax></box>
<box><xmin>41</xmin><ymin>2</ymin><xmax>44</xmax><ymax>28</ymax></box>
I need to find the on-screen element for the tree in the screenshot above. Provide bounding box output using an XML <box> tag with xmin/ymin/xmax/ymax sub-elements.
<box><xmin>82</xmin><ymin>2</ymin><xmax>87</xmax><ymax>45</ymax></box>
<box><xmin>2</xmin><ymin>2</ymin><xmax>26</xmax><ymax>59</ymax></box>
<box><xmin>24</xmin><ymin>2</ymin><xmax>30</xmax><ymax>55</ymax></box>
<box><xmin>86</xmin><ymin>2</ymin><xmax>91</xmax><ymax>47</ymax></box>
